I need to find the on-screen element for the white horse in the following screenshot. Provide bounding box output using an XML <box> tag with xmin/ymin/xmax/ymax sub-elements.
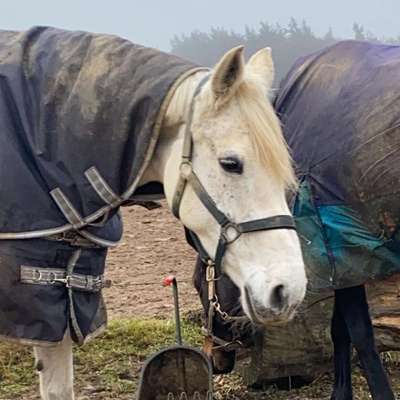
<box><xmin>31</xmin><ymin>46</ymin><xmax>306</xmax><ymax>399</ymax></box>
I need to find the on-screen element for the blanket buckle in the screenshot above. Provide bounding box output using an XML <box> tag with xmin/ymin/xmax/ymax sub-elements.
<box><xmin>52</xmin><ymin>276</ymin><xmax>72</xmax><ymax>288</ymax></box>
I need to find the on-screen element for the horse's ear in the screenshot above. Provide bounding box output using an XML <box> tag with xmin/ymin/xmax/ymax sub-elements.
<box><xmin>210</xmin><ymin>46</ymin><xmax>245</xmax><ymax>107</ymax></box>
<box><xmin>246</xmin><ymin>47</ymin><xmax>275</xmax><ymax>91</ymax></box>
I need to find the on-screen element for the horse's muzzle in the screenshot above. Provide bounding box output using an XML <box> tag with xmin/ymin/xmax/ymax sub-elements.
<box><xmin>244</xmin><ymin>285</ymin><xmax>297</xmax><ymax>325</ymax></box>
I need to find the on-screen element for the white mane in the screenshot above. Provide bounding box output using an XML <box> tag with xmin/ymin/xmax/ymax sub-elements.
<box><xmin>170</xmin><ymin>71</ymin><xmax>297</xmax><ymax>190</ymax></box>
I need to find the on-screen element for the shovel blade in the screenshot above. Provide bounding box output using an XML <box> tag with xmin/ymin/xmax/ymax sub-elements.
<box><xmin>137</xmin><ymin>346</ymin><xmax>213</xmax><ymax>400</ymax></box>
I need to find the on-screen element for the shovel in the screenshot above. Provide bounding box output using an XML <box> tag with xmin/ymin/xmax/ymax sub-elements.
<box><xmin>137</xmin><ymin>276</ymin><xmax>213</xmax><ymax>400</ymax></box>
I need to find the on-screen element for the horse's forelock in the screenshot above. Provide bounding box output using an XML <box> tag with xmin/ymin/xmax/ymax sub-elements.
<box><xmin>235</xmin><ymin>77</ymin><xmax>298</xmax><ymax>190</ymax></box>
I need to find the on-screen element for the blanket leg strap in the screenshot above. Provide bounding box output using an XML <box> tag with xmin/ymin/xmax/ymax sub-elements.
<box><xmin>50</xmin><ymin>188</ymin><xmax>86</xmax><ymax>229</ymax></box>
<box><xmin>84</xmin><ymin>166</ymin><xmax>121</xmax><ymax>207</ymax></box>
<box><xmin>67</xmin><ymin>250</ymin><xmax>84</xmax><ymax>345</ymax></box>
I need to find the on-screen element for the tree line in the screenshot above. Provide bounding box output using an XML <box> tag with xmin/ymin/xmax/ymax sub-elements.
<box><xmin>171</xmin><ymin>19</ymin><xmax>400</xmax><ymax>84</ymax></box>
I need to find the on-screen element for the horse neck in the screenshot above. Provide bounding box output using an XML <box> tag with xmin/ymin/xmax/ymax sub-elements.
<box><xmin>141</xmin><ymin>70</ymin><xmax>207</xmax><ymax>185</ymax></box>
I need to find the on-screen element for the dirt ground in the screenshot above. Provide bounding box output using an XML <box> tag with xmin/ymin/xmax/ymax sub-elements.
<box><xmin>3</xmin><ymin>202</ymin><xmax>400</xmax><ymax>399</ymax></box>
<box><xmin>100</xmin><ymin>204</ymin><xmax>400</xmax><ymax>400</ymax></box>
<box><xmin>105</xmin><ymin>202</ymin><xmax>200</xmax><ymax>319</ymax></box>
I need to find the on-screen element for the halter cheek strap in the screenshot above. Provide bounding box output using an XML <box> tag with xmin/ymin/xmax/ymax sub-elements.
<box><xmin>171</xmin><ymin>73</ymin><xmax>297</xmax><ymax>347</ymax></box>
<box><xmin>172</xmin><ymin>75</ymin><xmax>210</xmax><ymax>218</ymax></box>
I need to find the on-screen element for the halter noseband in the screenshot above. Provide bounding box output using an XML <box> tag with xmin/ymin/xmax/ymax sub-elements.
<box><xmin>171</xmin><ymin>74</ymin><xmax>297</xmax><ymax>347</ymax></box>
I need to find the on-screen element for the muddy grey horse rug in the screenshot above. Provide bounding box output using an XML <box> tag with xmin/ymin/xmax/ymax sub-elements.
<box><xmin>0</xmin><ymin>27</ymin><xmax>199</xmax><ymax>345</ymax></box>
<box><xmin>275</xmin><ymin>40</ymin><xmax>400</xmax><ymax>292</ymax></box>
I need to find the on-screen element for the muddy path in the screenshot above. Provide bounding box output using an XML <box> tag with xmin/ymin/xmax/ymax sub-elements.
<box><xmin>105</xmin><ymin>203</ymin><xmax>200</xmax><ymax>319</ymax></box>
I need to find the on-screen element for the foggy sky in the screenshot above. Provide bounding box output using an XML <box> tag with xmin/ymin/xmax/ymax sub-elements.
<box><xmin>1</xmin><ymin>0</ymin><xmax>399</xmax><ymax>51</ymax></box>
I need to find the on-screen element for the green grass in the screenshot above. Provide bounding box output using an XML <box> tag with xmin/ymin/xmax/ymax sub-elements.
<box><xmin>0</xmin><ymin>318</ymin><xmax>202</xmax><ymax>399</ymax></box>
<box><xmin>0</xmin><ymin>344</ymin><xmax>34</xmax><ymax>398</ymax></box>
<box><xmin>1</xmin><ymin>319</ymin><xmax>400</xmax><ymax>399</ymax></box>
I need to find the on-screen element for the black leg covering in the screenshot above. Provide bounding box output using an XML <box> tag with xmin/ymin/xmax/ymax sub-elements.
<box><xmin>330</xmin><ymin>297</ymin><xmax>353</xmax><ymax>400</ymax></box>
<box><xmin>335</xmin><ymin>286</ymin><xmax>395</xmax><ymax>400</ymax></box>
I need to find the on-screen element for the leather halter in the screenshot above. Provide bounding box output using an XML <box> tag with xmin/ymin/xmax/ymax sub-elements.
<box><xmin>171</xmin><ymin>74</ymin><xmax>297</xmax><ymax>346</ymax></box>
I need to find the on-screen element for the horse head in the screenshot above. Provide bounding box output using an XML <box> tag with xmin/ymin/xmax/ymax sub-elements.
<box><xmin>143</xmin><ymin>46</ymin><xmax>307</xmax><ymax>325</ymax></box>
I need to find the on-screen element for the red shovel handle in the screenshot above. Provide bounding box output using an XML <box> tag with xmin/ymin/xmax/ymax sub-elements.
<box><xmin>162</xmin><ymin>275</ymin><xmax>182</xmax><ymax>345</ymax></box>
<box><xmin>162</xmin><ymin>275</ymin><xmax>176</xmax><ymax>287</ymax></box>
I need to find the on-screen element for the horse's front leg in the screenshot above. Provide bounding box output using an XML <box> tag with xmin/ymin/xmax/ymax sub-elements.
<box><xmin>33</xmin><ymin>331</ymin><xmax>74</xmax><ymax>400</ymax></box>
<box><xmin>330</xmin><ymin>293</ymin><xmax>353</xmax><ymax>400</ymax></box>
<box><xmin>337</xmin><ymin>285</ymin><xmax>395</xmax><ymax>400</ymax></box>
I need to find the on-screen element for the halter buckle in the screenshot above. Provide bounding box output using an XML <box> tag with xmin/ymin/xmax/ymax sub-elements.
<box><xmin>180</xmin><ymin>161</ymin><xmax>193</xmax><ymax>179</ymax></box>
<box><xmin>206</xmin><ymin>261</ymin><xmax>216</xmax><ymax>300</ymax></box>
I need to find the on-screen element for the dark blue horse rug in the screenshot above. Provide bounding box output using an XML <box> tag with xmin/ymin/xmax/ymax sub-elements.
<box><xmin>0</xmin><ymin>27</ymin><xmax>202</xmax><ymax>345</ymax></box>
<box><xmin>275</xmin><ymin>40</ymin><xmax>400</xmax><ymax>292</ymax></box>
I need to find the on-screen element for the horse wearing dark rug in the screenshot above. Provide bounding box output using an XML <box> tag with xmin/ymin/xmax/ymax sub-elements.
<box><xmin>0</xmin><ymin>26</ymin><xmax>199</xmax><ymax>346</ymax></box>
<box><xmin>0</xmin><ymin>27</ymin><xmax>307</xmax><ymax>399</ymax></box>
<box><xmin>195</xmin><ymin>40</ymin><xmax>400</xmax><ymax>400</ymax></box>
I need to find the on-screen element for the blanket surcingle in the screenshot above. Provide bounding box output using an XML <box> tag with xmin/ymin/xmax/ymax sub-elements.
<box><xmin>0</xmin><ymin>26</ymin><xmax>201</xmax><ymax>344</ymax></box>
<box><xmin>275</xmin><ymin>40</ymin><xmax>400</xmax><ymax>292</ymax></box>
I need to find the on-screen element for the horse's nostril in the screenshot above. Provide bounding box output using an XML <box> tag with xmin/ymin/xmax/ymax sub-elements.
<box><xmin>270</xmin><ymin>284</ymin><xmax>288</xmax><ymax>311</ymax></box>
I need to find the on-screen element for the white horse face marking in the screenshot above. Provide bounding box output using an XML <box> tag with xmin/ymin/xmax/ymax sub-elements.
<box><xmin>163</xmin><ymin>47</ymin><xmax>307</xmax><ymax>325</ymax></box>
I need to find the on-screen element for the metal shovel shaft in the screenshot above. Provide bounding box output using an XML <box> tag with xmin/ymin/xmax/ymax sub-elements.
<box><xmin>163</xmin><ymin>276</ymin><xmax>183</xmax><ymax>345</ymax></box>
<box><xmin>171</xmin><ymin>278</ymin><xmax>183</xmax><ymax>345</ymax></box>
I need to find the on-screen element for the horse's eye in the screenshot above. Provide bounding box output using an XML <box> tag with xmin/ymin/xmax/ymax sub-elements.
<box><xmin>218</xmin><ymin>156</ymin><xmax>243</xmax><ymax>174</ymax></box>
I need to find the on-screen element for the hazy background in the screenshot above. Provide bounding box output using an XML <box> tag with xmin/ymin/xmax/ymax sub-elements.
<box><xmin>2</xmin><ymin>0</ymin><xmax>399</xmax><ymax>50</ymax></box>
<box><xmin>2</xmin><ymin>1</ymin><xmax>399</xmax><ymax>81</ymax></box>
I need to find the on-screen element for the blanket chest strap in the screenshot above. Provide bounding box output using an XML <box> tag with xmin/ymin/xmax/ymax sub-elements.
<box><xmin>20</xmin><ymin>265</ymin><xmax>111</xmax><ymax>292</ymax></box>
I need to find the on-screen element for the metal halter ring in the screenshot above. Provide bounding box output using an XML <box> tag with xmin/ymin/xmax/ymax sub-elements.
<box><xmin>221</xmin><ymin>222</ymin><xmax>242</xmax><ymax>244</ymax></box>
